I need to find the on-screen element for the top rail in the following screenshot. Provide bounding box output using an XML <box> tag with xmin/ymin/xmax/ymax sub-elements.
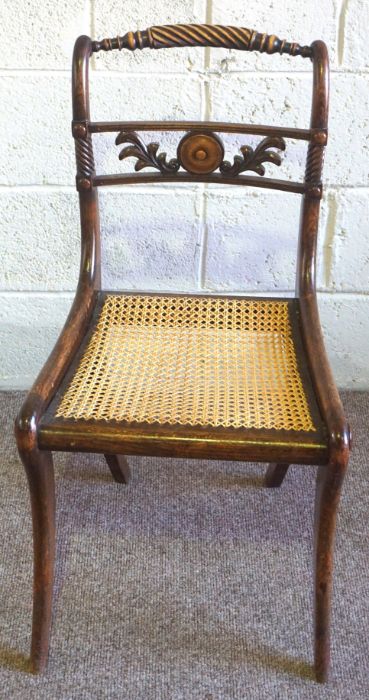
<box><xmin>92</xmin><ymin>24</ymin><xmax>312</xmax><ymax>58</ymax></box>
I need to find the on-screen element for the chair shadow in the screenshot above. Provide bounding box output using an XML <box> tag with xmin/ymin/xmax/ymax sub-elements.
<box><xmin>60</xmin><ymin>457</ymin><xmax>266</xmax><ymax>490</ymax></box>
<box><xmin>211</xmin><ymin>635</ymin><xmax>315</xmax><ymax>680</ymax></box>
<box><xmin>249</xmin><ymin>644</ymin><xmax>315</xmax><ymax>681</ymax></box>
<box><xmin>203</xmin><ymin>471</ymin><xmax>265</xmax><ymax>490</ymax></box>
<box><xmin>143</xmin><ymin>616</ymin><xmax>316</xmax><ymax>682</ymax></box>
<box><xmin>0</xmin><ymin>640</ymin><xmax>315</xmax><ymax>682</ymax></box>
<box><xmin>0</xmin><ymin>646</ymin><xmax>31</xmax><ymax>673</ymax></box>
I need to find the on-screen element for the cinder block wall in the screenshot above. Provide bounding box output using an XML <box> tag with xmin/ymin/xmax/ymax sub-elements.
<box><xmin>1</xmin><ymin>1</ymin><xmax>368</xmax><ymax>388</ymax></box>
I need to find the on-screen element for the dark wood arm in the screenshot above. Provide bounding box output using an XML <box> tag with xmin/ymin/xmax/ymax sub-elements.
<box><xmin>92</xmin><ymin>24</ymin><xmax>312</xmax><ymax>58</ymax></box>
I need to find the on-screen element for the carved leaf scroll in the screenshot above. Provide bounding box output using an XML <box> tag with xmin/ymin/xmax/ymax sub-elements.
<box><xmin>219</xmin><ymin>136</ymin><xmax>286</xmax><ymax>177</ymax></box>
<box><xmin>115</xmin><ymin>131</ymin><xmax>180</xmax><ymax>173</ymax></box>
<box><xmin>115</xmin><ymin>131</ymin><xmax>286</xmax><ymax>177</ymax></box>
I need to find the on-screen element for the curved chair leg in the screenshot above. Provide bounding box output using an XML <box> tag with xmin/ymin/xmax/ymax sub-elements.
<box><xmin>20</xmin><ymin>448</ymin><xmax>55</xmax><ymax>674</ymax></box>
<box><xmin>264</xmin><ymin>463</ymin><xmax>289</xmax><ymax>487</ymax></box>
<box><xmin>314</xmin><ymin>458</ymin><xmax>348</xmax><ymax>683</ymax></box>
<box><xmin>104</xmin><ymin>454</ymin><xmax>131</xmax><ymax>484</ymax></box>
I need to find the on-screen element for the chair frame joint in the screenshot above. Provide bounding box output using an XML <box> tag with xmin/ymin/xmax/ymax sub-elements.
<box><xmin>306</xmin><ymin>183</ymin><xmax>323</xmax><ymax>199</ymax></box>
<box><xmin>311</xmin><ymin>129</ymin><xmax>328</xmax><ymax>145</ymax></box>
<box><xmin>76</xmin><ymin>175</ymin><xmax>93</xmax><ymax>191</ymax></box>
<box><xmin>72</xmin><ymin>119</ymin><xmax>89</xmax><ymax>139</ymax></box>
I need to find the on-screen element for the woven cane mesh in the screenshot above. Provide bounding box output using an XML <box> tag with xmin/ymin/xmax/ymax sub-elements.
<box><xmin>56</xmin><ymin>294</ymin><xmax>315</xmax><ymax>432</ymax></box>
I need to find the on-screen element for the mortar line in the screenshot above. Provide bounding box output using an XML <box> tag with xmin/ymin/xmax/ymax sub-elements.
<box><xmin>1</xmin><ymin>68</ymin><xmax>367</xmax><ymax>77</ymax></box>
<box><xmin>1</xmin><ymin>289</ymin><xmax>368</xmax><ymax>298</ymax></box>
<box><xmin>0</xmin><ymin>290</ymin><xmax>76</xmax><ymax>297</ymax></box>
<box><xmin>0</xmin><ymin>184</ymin><xmax>202</xmax><ymax>194</ymax></box>
<box><xmin>0</xmin><ymin>185</ymin><xmax>76</xmax><ymax>192</ymax></box>
<box><xmin>90</xmin><ymin>0</ymin><xmax>97</xmax><ymax>71</ymax></box>
<box><xmin>0</xmin><ymin>288</ymin><xmax>294</xmax><ymax>297</ymax></box>
<box><xmin>317</xmin><ymin>291</ymin><xmax>369</xmax><ymax>297</ymax></box>
<box><xmin>194</xmin><ymin>0</ymin><xmax>213</xmax><ymax>291</ymax></box>
<box><xmin>204</xmin><ymin>0</ymin><xmax>212</xmax><ymax>117</ymax></box>
<box><xmin>90</xmin><ymin>0</ymin><xmax>96</xmax><ymax>38</ymax></box>
<box><xmin>1</xmin><ymin>184</ymin><xmax>368</xmax><ymax>194</ymax></box>
<box><xmin>338</xmin><ymin>0</ymin><xmax>350</xmax><ymax>66</ymax></box>
<box><xmin>322</xmin><ymin>192</ymin><xmax>338</xmax><ymax>288</ymax></box>
<box><xmin>197</xmin><ymin>197</ymin><xmax>209</xmax><ymax>291</ymax></box>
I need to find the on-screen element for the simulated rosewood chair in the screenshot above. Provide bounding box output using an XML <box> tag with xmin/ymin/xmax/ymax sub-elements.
<box><xmin>15</xmin><ymin>24</ymin><xmax>351</xmax><ymax>681</ymax></box>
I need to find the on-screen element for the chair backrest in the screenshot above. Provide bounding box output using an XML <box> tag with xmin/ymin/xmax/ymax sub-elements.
<box><xmin>71</xmin><ymin>24</ymin><xmax>329</xmax><ymax>298</ymax></box>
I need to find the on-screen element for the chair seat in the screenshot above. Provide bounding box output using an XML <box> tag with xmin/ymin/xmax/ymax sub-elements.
<box><xmin>39</xmin><ymin>292</ymin><xmax>328</xmax><ymax>463</ymax></box>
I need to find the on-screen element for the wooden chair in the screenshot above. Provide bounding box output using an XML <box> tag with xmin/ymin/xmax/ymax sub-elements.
<box><xmin>15</xmin><ymin>25</ymin><xmax>351</xmax><ymax>681</ymax></box>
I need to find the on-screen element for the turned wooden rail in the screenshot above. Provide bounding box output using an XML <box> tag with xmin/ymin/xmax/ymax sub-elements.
<box><xmin>91</xmin><ymin>23</ymin><xmax>312</xmax><ymax>58</ymax></box>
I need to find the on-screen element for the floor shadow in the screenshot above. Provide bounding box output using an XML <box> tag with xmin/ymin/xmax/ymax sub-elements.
<box><xmin>203</xmin><ymin>472</ymin><xmax>265</xmax><ymax>489</ymax></box>
<box><xmin>0</xmin><ymin>647</ymin><xmax>31</xmax><ymax>673</ymax></box>
<box><xmin>249</xmin><ymin>644</ymin><xmax>315</xmax><ymax>681</ymax></box>
<box><xmin>60</xmin><ymin>457</ymin><xmax>266</xmax><ymax>490</ymax></box>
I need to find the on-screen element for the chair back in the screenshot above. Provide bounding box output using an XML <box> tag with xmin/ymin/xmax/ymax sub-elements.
<box><xmin>71</xmin><ymin>24</ymin><xmax>329</xmax><ymax>297</ymax></box>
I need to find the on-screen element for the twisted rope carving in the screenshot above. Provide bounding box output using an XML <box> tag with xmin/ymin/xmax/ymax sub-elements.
<box><xmin>92</xmin><ymin>24</ymin><xmax>312</xmax><ymax>58</ymax></box>
<box><xmin>75</xmin><ymin>136</ymin><xmax>95</xmax><ymax>177</ymax></box>
<box><xmin>305</xmin><ymin>143</ymin><xmax>325</xmax><ymax>183</ymax></box>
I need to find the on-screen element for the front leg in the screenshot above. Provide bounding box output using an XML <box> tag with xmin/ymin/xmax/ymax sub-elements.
<box><xmin>314</xmin><ymin>457</ymin><xmax>348</xmax><ymax>682</ymax></box>
<box><xmin>19</xmin><ymin>447</ymin><xmax>55</xmax><ymax>674</ymax></box>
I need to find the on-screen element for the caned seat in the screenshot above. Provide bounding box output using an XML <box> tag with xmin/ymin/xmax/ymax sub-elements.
<box><xmin>39</xmin><ymin>292</ymin><xmax>326</xmax><ymax>463</ymax></box>
<box><xmin>55</xmin><ymin>294</ymin><xmax>315</xmax><ymax>431</ymax></box>
<box><xmin>15</xmin><ymin>24</ymin><xmax>351</xmax><ymax>682</ymax></box>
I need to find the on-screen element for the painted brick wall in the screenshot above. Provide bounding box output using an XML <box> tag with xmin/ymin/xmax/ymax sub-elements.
<box><xmin>1</xmin><ymin>1</ymin><xmax>368</xmax><ymax>388</ymax></box>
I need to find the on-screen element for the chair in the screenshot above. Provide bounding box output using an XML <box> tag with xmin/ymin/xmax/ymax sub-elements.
<box><xmin>15</xmin><ymin>24</ymin><xmax>351</xmax><ymax>681</ymax></box>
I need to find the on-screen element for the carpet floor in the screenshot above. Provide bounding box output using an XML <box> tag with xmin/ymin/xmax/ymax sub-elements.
<box><xmin>0</xmin><ymin>391</ymin><xmax>368</xmax><ymax>699</ymax></box>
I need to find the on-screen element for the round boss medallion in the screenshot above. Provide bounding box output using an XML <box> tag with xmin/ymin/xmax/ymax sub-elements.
<box><xmin>177</xmin><ymin>132</ymin><xmax>224</xmax><ymax>175</ymax></box>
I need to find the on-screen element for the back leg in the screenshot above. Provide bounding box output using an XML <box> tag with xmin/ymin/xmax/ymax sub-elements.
<box><xmin>104</xmin><ymin>454</ymin><xmax>131</xmax><ymax>484</ymax></box>
<box><xmin>264</xmin><ymin>463</ymin><xmax>289</xmax><ymax>488</ymax></box>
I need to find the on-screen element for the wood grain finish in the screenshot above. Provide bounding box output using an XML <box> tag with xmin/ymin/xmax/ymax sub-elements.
<box><xmin>90</xmin><ymin>121</ymin><xmax>317</xmax><ymax>140</ymax></box>
<box><xmin>93</xmin><ymin>171</ymin><xmax>309</xmax><ymax>194</ymax></box>
<box><xmin>39</xmin><ymin>423</ymin><xmax>327</xmax><ymax>465</ymax></box>
<box><xmin>16</xmin><ymin>448</ymin><xmax>55</xmax><ymax>674</ymax></box>
<box><xmin>14</xmin><ymin>29</ymin><xmax>350</xmax><ymax>681</ymax></box>
<box><xmin>314</xmin><ymin>459</ymin><xmax>348</xmax><ymax>682</ymax></box>
<box><xmin>92</xmin><ymin>24</ymin><xmax>312</xmax><ymax>58</ymax></box>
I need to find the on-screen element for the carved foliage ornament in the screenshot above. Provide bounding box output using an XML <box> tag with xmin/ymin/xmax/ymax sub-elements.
<box><xmin>115</xmin><ymin>130</ymin><xmax>286</xmax><ymax>178</ymax></box>
<box><xmin>220</xmin><ymin>136</ymin><xmax>286</xmax><ymax>176</ymax></box>
<box><xmin>115</xmin><ymin>131</ymin><xmax>180</xmax><ymax>173</ymax></box>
